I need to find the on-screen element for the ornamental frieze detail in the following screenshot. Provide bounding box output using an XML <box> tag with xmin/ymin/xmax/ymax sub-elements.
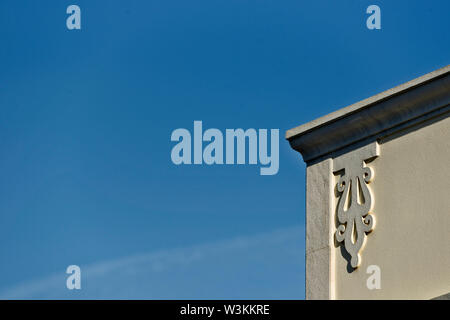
<box><xmin>333</xmin><ymin>142</ymin><xmax>380</xmax><ymax>269</ymax></box>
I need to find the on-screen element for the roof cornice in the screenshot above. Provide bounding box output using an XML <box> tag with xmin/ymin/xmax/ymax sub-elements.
<box><xmin>286</xmin><ymin>65</ymin><xmax>450</xmax><ymax>163</ymax></box>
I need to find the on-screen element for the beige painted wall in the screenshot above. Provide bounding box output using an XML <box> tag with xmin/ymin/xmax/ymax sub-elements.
<box><xmin>333</xmin><ymin>114</ymin><xmax>450</xmax><ymax>299</ymax></box>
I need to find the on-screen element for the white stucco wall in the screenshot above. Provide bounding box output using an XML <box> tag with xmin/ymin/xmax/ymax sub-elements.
<box><xmin>333</xmin><ymin>114</ymin><xmax>450</xmax><ymax>299</ymax></box>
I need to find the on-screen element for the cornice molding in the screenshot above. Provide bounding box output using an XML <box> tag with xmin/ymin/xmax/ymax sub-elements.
<box><xmin>286</xmin><ymin>65</ymin><xmax>450</xmax><ymax>163</ymax></box>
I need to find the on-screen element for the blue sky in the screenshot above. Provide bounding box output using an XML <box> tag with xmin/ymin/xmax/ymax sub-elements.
<box><xmin>0</xmin><ymin>0</ymin><xmax>448</xmax><ymax>299</ymax></box>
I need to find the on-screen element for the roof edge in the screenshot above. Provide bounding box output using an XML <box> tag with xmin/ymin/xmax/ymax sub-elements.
<box><xmin>286</xmin><ymin>65</ymin><xmax>450</xmax><ymax>163</ymax></box>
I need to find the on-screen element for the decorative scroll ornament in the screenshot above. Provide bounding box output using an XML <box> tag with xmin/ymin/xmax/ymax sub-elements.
<box><xmin>333</xmin><ymin>142</ymin><xmax>379</xmax><ymax>269</ymax></box>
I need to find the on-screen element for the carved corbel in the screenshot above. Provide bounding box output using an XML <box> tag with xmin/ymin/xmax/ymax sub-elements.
<box><xmin>333</xmin><ymin>142</ymin><xmax>379</xmax><ymax>269</ymax></box>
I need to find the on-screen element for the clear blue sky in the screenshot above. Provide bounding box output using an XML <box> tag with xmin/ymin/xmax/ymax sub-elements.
<box><xmin>0</xmin><ymin>0</ymin><xmax>448</xmax><ymax>299</ymax></box>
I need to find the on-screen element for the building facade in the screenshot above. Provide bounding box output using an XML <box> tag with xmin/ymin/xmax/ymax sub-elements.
<box><xmin>287</xmin><ymin>65</ymin><xmax>450</xmax><ymax>299</ymax></box>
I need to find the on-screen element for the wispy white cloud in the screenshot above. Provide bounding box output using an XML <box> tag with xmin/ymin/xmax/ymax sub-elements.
<box><xmin>0</xmin><ymin>225</ymin><xmax>305</xmax><ymax>299</ymax></box>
